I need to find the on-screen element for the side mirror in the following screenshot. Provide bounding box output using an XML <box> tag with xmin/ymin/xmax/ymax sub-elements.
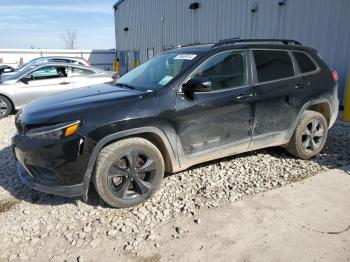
<box><xmin>20</xmin><ymin>76</ymin><xmax>30</xmax><ymax>84</ymax></box>
<box><xmin>182</xmin><ymin>77</ymin><xmax>212</xmax><ymax>97</ymax></box>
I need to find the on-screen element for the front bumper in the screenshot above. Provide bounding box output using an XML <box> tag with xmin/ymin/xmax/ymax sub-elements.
<box><xmin>18</xmin><ymin>163</ymin><xmax>86</xmax><ymax>197</ymax></box>
<box><xmin>12</xmin><ymin>132</ymin><xmax>95</xmax><ymax>197</ymax></box>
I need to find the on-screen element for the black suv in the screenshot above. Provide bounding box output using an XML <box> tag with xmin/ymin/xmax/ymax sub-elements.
<box><xmin>12</xmin><ymin>39</ymin><xmax>339</xmax><ymax>208</ymax></box>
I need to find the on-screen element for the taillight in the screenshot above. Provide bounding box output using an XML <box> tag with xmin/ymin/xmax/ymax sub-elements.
<box><xmin>332</xmin><ymin>71</ymin><xmax>338</xmax><ymax>81</ymax></box>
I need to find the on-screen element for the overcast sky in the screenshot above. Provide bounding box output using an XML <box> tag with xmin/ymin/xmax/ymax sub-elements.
<box><xmin>0</xmin><ymin>0</ymin><xmax>116</xmax><ymax>49</ymax></box>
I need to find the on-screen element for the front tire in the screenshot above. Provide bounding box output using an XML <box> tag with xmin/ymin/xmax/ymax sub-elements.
<box><xmin>93</xmin><ymin>138</ymin><xmax>164</xmax><ymax>208</ymax></box>
<box><xmin>0</xmin><ymin>96</ymin><xmax>12</xmax><ymax>119</ymax></box>
<box><xmin>287</xmin><ymin>110</ymin><xmax>328</xmax><ymax>160</ymax></box>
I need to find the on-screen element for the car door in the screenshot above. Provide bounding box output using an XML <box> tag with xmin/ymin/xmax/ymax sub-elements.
<box><xmin>14</xmin><ymin>65</ymin><xmax>73</xmax><ymax>107</ymax></box>
<box><xmin>174</xmin><ymin>50</ymin><xmax>255</xmax><ymax>160</ymax></box>
<box><xmin>250</xmin><ymin>49</ymin><xmax>312</xmax><ymax>148</ymax></box>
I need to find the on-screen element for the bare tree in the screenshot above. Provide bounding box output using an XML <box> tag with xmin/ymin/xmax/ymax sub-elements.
<box><xmin>61</xmin><ymin>29</ymin><xmax>78</xmax><ymax>49</ymax></box>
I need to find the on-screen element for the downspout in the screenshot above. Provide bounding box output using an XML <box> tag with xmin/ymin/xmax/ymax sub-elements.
<box><xmin>113</xmin><ymin>5</ymin><xmax>119</xmax><ymax>61</ymax></box>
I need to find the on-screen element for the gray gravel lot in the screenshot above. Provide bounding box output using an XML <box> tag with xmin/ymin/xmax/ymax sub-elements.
<box><xmin>0</xmin><ymin>115</ymin><xmax>349</xmax><ymax>261</ymax></box>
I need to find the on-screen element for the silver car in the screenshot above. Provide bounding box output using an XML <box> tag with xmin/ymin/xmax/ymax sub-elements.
<box><xmin>2</xmin><ymin>56</ymin><xmax>90</xmax><ymax>77</ymax></box>
<box><xmin>0</xmin><ymin>63</ymin><xmax>114</xmax><ymax>118</ymax></box>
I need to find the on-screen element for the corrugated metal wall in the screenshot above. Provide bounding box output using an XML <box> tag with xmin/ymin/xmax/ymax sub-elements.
<box><xmin>114</xmin><ymin>0</ymin><xmax>350</xmax><ymax>103</ymax></box>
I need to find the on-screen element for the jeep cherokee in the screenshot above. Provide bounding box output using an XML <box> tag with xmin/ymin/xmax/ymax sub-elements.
<box><xmin>12</xmin><ymin>39</ymin><xmax>339</xmax><ymax>208</ymax></box>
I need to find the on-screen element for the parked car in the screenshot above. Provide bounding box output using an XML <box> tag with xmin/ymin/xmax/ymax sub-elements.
<box><xmin>12</xmin><ymin>39</ymin><xmax>339</xmax><ymax>208</ymax></box>
<box><xmin>0</xmin><ymin>64</ymin><xmax>15</xmax><ymax>75</ymax></box>
<box><xmin>0</xmin><ymin>63</ymin><xmax>114</xmax><ymax>118</ymax></box>
<box><xmin>2</xmin><ymin>56</ymin><xmax>89</xmax><ymax>77</ymax></box>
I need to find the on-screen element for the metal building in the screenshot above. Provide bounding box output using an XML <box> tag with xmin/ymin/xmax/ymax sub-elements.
<box><xmin>113</xmin><ymin>0</ymin><xmax>350</xmax><ymax>104</ymax></box>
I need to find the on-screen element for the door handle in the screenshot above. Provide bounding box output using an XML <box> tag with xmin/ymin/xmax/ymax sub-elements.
<box><xmin>235</xmin><ymin>93</ymin><xmax>255</xmax><ymax>101</ymax></box>
<box><xmin>295</xmin><ymin>83</ymin><xmax>306</xmax><ymax>89</ymax></box>
<box><xmin>59</xmin><ymin>82</ymin><xmax>70</xmax><ymax>85</ymax></box>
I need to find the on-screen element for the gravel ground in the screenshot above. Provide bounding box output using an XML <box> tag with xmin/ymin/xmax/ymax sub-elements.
<box><xmin>0</xmin><ymin>115</ymin><xmax>349</xmax><ymax>261</ymax></box>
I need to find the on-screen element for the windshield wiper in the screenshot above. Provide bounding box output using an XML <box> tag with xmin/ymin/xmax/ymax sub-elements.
<box><xmin>114</xmin><ymin>82</ymin><xmax>135</xmax><ymax>90</ymax></box>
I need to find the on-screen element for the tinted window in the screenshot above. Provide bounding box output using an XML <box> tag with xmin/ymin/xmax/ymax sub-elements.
<box><xmin>71</xmin><ymin>67</ymin><xmax>94</xmax><ymax>76</ymax></box>
<box><xmin>188</xmin><ymin>51</ymin><xmax>246</xmax><ymax>91</ymax></box>
<box><xmin>293</xmin><ymin>52</ymin><xmax>317</xmax><ymax>73</ymax></box>
<box><xmin>254</xmin><ymin>50</ymin><xmax>294</xmax><ymax>83</ymax></box>
<box><xmin>29</xmin><ymin>66</ymin><xmax>68</xmax><ymax>80</ymax></box>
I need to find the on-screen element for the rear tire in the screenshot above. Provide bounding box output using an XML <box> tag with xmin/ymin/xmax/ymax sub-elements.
<box><xmin>93</xmin><ymin>137</ymin><xmax>164</xmax><ymax>208</ymax></box>
<box><xmin>0</xmin><ymin>96</ymin><xmax>12</xmax><ymax>119</ymax></box>
<box><xmin>287</xmin><ymin>110</ymin><xmax>328</xmax><ymax>160</ymax></box>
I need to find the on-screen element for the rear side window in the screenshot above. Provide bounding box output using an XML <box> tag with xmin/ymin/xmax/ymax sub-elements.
<box><xmin>253</xmin><ymin>50</ymin><xmax>294</xmax><ymax>83</ymax></box>
<box><xmin>71</xmin><ymin>67</ymin><xmax>94</xmax><ymax>76</ymax></box>
<box><xmin>293</xmin><ymin>52</ymin><xmax>317</xmax><ymax>74</ymax></box>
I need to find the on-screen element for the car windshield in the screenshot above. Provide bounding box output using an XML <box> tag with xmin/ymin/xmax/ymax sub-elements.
<box><xmin>15</xmin><ymin>57</ymin><xmax>43</xmax><ymax>71</ymax></box>
<box><xmin>115</xmin><ymin>52</ymin><xmax>201</xmax><ymax>91</ymax></box>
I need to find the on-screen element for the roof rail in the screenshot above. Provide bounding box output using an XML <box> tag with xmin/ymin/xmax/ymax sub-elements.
<box><xmin>176</xmin><ymin>42</ymin><xmax>202</xmax><ymax>48</ymax></box>
<box><xmin>212</xmin><ymin>38</ymin><xmax>302</xmax><ymax>48</ymax></box>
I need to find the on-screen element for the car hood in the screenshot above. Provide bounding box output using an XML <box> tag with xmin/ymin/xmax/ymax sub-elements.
<box><xmin>21</xmin><ymin>83</ymin><xmax>147</xmax><ymax>125</ymax></box>
<box><xmin>0</xmin><ymin>75</ymin><xmax>15</xmax><ymax>85</ymax></box>
<box><xmin>1</xmin><ymin>71</ymin><xmax>16</xmax><ymax>77</ymax></box>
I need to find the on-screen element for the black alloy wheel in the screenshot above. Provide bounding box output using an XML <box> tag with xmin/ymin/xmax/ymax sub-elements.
<box><xmin>107</xmin><ymin>149</ymin><xmax>156</xmax><ymax>200</ymax></box>
<box><xmin>93</xmin><ymin>138</ymin><xmax>164</xmax><ymax>208</ymax></box>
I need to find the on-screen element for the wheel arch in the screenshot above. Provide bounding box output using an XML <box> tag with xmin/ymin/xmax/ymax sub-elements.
<box><xmin>135</xmin><ymin>132</ymin><xmax>175</xmax><ymax>173</ymax></box>
<box><xmin>291</xmin><ymin>99</ymin><xmax>332</xmax><ymax>133</ymax></box>
<box><xmin>282</xmin><ymin>98</ymin><xmax>333</xmax><ymax>148</ymax></box>
<box><xmin>305</xmin><ymin>102</ymin><xmax>331</xmax><ymax>127</ymax></box>
<box><xmin>81</xmin><ymin>127</ymin><xmax>180</xmax><ymax>200</ymax></box>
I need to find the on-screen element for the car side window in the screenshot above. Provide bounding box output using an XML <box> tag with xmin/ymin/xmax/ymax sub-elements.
<box><xmin>28</xmin><ymin>66</ymin><xmax>68</xmax><ymax>81</ymax></box>
<box><xmin>188</xmin><ymin>50</ymin><xmax>247</xmax><ymax>91</ymax></box>
<box><xmin>70</xmin><ymin>67</ymin><xmax>94</xmax><ymax>76</ymax></box>
<box><xmin>293</xmin><ymin>52</ymin><xmax>317</xmax><ymax>74</ymax></box>
<box><xmin>253</xmin><ymin>50</ymin><xmax>294</xmax><ymax>83</ymax></box>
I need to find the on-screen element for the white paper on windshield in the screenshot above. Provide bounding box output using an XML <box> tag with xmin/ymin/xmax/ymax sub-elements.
<box><xmin>174</xmin><ymin>54</ymin><xmax>197</xmax><ymax>60</ymax></box>
<box><xmin>159</xmin><ymin>76</ymin><xmax>174</xmax><ymax>86</ymax></box>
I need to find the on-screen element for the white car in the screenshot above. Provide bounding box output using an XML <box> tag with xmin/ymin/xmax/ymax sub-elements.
<box><xmin>0</xmin><ymin>63</ymin><xmax>114</xmax><ymax>118</ymax></box>
<box><xmin>3</xmin><ymin>56</ymin><xmax>90</xmax><ymax>77</ymax></box>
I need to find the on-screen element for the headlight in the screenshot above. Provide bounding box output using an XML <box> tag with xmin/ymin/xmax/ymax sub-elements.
<box><xmin>26</xmin><ymin>121</ymin><xmax>81</xmax><ymax>140</ymax></box>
